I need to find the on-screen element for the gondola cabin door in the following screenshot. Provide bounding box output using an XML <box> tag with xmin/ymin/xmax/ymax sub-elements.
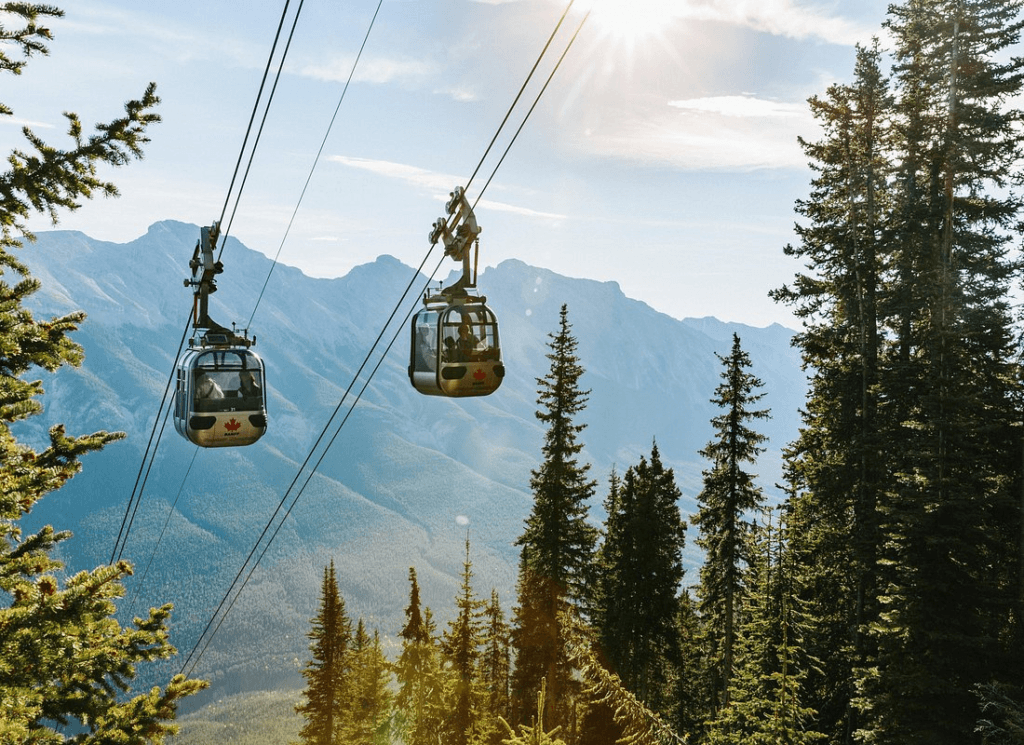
<box><xmin>174</xmin><ymin>347</ymin><xmax>268</xmax><ymax>447</ymax></box>
<box><xmin>409</xmin><ymin>302</ymin><xmax>503</xmax><ymax>397</ymax></box>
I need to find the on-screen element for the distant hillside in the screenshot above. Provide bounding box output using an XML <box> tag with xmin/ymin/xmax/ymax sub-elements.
<box><xmin>172</xmin><ymin>688</ymin><xmax>303</xmax><ymax>745</ymax></box>
<box><xmin>17</xmin><ymin>221</ymin><xmax>805</xmax><ymax>704</ymax></box>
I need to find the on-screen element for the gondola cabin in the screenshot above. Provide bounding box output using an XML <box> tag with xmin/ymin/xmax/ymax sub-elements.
<box><xmin>409</xmin><ymin>300</ymin><xmax>503</xmax><ymax>397</ymax></box>
<box><xmin>174</xmin><ymin>344</ymin><xmax>267</xmax><ymax>447</ymax></box>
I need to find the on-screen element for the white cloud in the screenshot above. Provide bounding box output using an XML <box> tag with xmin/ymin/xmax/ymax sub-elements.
<box><xmin>580</xmin><ymin>95</ymin><xmax>819</xmax><ymax>171</ymax></box>
<box><xmin>669</xmin><ymin>95</ymin><xmax>807</xmax><ymax>119</ymax></box>
<box><xmin>0</xmin><ymin>117</ymin><xmax>56</xmax><ymax>129</ymax></box>
<box><xmin>570</xmin><ymin>0</ymin><xmax>877</xmax><ymax>46</ymax></box>
<box><xmin>327</xmin><ymin>155</ymin><xmax>566</xmax><ymax>219</ymax></box>
<box><xmin>299</xmin><ymin>56</ymin><xmax>437</xmax><ymax>85</ymax></box>
<box><xmin>682</xmin><ymin>0</ymin><xmax>864</xmax><ymax>44</ymax></box>
<box><xmin>328</xmin><ymin>155</ymin><xmax>459</xmax><ymax>192</ymax></box>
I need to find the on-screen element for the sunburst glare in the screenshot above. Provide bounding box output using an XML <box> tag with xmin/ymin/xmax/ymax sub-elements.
<box><xmin>577</xmin><ymin>0</ymin><xmax>682</xmax><ymax>42</ymax></box>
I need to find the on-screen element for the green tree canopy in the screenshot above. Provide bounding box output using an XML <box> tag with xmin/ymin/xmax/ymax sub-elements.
<box><xmin>0</xmin><ymin>4</ymin><xmax>205</xmax><ymax>743</ymax></box>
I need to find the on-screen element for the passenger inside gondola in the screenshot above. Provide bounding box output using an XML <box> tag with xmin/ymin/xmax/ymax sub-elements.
<box><xmin>238</xmin><ymin>370</ymin><xmax>261</xmax><ymax>402</ymax></box>
<box><xmin>457</xmin><ymin>323</ymin><xmax>479</xmax><ymax>361</ymax></box>
<box><xmin>195</xmin><ymin>370</ymin><xmax>224</xmax><ymax>409</ymax></box>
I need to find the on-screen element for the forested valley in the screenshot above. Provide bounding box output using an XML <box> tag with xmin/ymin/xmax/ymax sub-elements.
<box><xmin>3</xmin><ymin>0</ymin><xmax>1024</xmax><ymax>744</ymax></box>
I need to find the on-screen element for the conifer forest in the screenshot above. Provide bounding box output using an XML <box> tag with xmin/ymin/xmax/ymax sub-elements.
<box><xmin>4</xmin><ymin>0</ymin><xmax>1024</xmax><ymax>744</ymax></box>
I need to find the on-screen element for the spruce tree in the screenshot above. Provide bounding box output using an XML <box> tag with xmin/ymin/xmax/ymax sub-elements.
<box><xmin>673</xmin><ymin>588</ymin><xmax>711</xmax><ymax>741</ymax></box>
<box><xmin>706</xmin><ymin>511</ymin><xmax>823</xmax><ymax>745</ymax></box>
<box><xmin>0</xmin><ymin>5</ymin><xmax>206</xmax><ymax>742</ymax></box>
<box><xmin>394</xmin><ymin>568</ymin><xmax>448</xmax><ymax>745</ymax></box>
<box><xmin>342</xmin><ymin>621</ymin><xmax>393</xmax><ymax>745</ymax></box>
<box><xmin>771</xmin><ymin>40</ymin><xmax>896</xmax><ymax>743</ymax></box>
<box><xmin>441</xmin><ymin>537</ymin><xmax>486</xmax><ymax>745</ymax></box>
<box><xmin>857</xmin><ymin>1</ymin><xmax>1024</xmax><ymax>740</ymax></box>
<box><xmin>775</xmin><ymin>1</ymin><xmax>1024</xmax><ymax>741</ymax></box>
<box><xmin>693</xmin><ymin>333</ymin><xmax>770</xmax><ymax>712</ymax></box>
<box><xmin>511</xmin><ymin>304</ymin><xmax>598</xmax><ymax>733</ymax></box>
<box><xmin>295</xmin><ymin>561</ymin><xmax>353</xmax><ymax>745</ymax></box>
<box><xmin>479</xmin><ymin>589</ymin><xmax>512</xmax><ymax>745</ymax></box>
<box><xmin>595</xmin><ymin>443</ymin><xmax>686</xmax><ymax>718</ymax></box>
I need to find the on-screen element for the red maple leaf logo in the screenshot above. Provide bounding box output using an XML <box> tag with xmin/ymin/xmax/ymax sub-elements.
<box><xmin>224</xmin><ymin>418</ymin><xmax>242</xmax><ymax>432</ymax></box>
<box><xmin>473</xmin><ymin>368</ymin><xmax>486</xmax><ymax>381</ymax></box>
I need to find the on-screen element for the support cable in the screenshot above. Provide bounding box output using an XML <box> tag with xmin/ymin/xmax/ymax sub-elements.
<box><xmin>249</xmin><ymin>0</ymin><xmax>385</xmax><ymax>328</ymax></box>
<box><xmin>111</xmin><ymin>0</ymin><xmax>302</xmax><ymax>565</ymax></box>
<box><xmin>179</xmin><ymin>0</ymin><xmax>588</xmax><ymax>676</ymax></box>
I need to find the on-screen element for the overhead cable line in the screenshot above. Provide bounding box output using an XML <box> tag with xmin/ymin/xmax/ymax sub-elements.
<box><xmin>474</xmin><ymin>10</ymin><xmax>589</xmax><ymax>209</ymax></box>
<box><xmin>217</xmin><ymin>0</ymin><xmax>298</xmax><ymax>234</ymax></box>
<box><xmin>464</xmin><ymin>0</ymin><xmax>576</xmax><ymax>194</ymax></box>
<box><xmin>112</xmin><ymin>0</ymin><xmax>303</xmax><ymax>566</ymax></box>
<box><xmin>181</xmin><ymin>252</ymin><xmax>446</xmax><ymax>678</ymax></box>
<box><xmin>218</xmin><ymin>0</ymin><xmax>308</xmax><ymax>258</ymax></box>
<box><xmin>110</xmin><ymin>317</ymin><xmax>190</xmax><ymax>564</ymax></box>
<box><xmin>249</xmin><ymin>0</ymin><xmax>386</xmax><ymax>329</ymax></box>
<box><xmin>179</xmin><ymin>2</ymin><xmax>589</xmax><ymax>676</ymax></box>
<box><xmin>179</xmin><ymin>248</ymin><xmax>440</xmax><ymax>675</ymax></box>
<box><xmin>126</xmin><ymin>448</ymin><xmax>201</xmax><ymax>616</ymax></box>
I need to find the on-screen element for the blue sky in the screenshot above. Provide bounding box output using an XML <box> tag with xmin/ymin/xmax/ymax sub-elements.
<box><xmin>3</xmin><ymin>0</ymin><xmax>892</xmax><ymax>327</ymax></box>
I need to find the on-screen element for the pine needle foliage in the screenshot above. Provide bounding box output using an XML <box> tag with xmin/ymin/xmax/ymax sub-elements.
<box><xmin>775</xmin><ymin>0</ymin><xmax>1024</xmax><ymax>742</ymax></box>
<box><xmin>0</xmin><ymin>5</ymin><xmax>207</xmax><ymax>743</ymax></box>
<box><xmin>694</xmin><ymin>333</ymin><xmax>770</xmax><ymax>713</ymax></box>
<box><xmin>294</xmin><ymin>561</ymin><xmax>352</xmax><ymax>745</ymax></box>
<box><xmin>478</xmin><ymin>589</ymin><xmax>512</xmax><ymax>745</ymax></box>
<box><xmin>512</xmin><ymin>304</ymin><xmax>597</xmax><ymax>732</ymax></box>
<box><xmin>394</xmin><ymin>568</ymin><xmax>448</xmax><ymax>745</ymax></box>
<box><xmin>561</xmin><ymin>611</ymin><xmax>685</xmax><ymax>745</ymax></box>
<box><xmin>342</xmin><ymin>622</ymin><xmax>393</xmax><ymax>745</ymax></box>
<box><xmin>440</xmin><ymin>537</ymin><xmax>486</xmax><ymax>745</ymax></box>
<box><xmin>595</xmin><ymin>443</ymin><xmax>687</xmax><ymax>719</ymax></box>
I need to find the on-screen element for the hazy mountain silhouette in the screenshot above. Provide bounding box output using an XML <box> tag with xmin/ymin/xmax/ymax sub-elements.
<box><xmin>18</xmin><ymin>220</ymin><xmax>804</xmax><ymax>699</ymax></box>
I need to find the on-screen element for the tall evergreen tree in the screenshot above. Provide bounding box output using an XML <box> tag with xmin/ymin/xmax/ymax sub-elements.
<box><xmin>441</xmin><ymin>537</ymin><xmax>486</xmax><ymax>745</ymax></box>
<box><xmin>775</xmin><ymin>1</ymin><xmax>1024</xmax><ymax>741</ymax></box>
<box><xmin>295</xmin><ymin>561</ymin><xmax>353</xmax><ymax>745</ymax></box>
<box><xmin>343</xmin><ymin>621</ymin><xmax>393</xmax><ymax>745</ymax></box>
<box><xmin>394</xmin><ymin>568</ymin><xmax>448</xmax><ymax>745</ymax></box>
<box><xmin>595</xmin><ymin>443</ymin><xmax>687</xmax><ymax>718</ymax></box>
<box><xmin>771</xmin><ymin>40</ymin><xmax>897</xmax><ymax>744</ymax></box>
<box><xmin>0</xmin><ymin>5</ymin><xmax>207</xmax><ymax>742</ymax></box>
<box><xmin>706</xmin><ymin>511</ymin><xmax>823</xmax><ymax>745</ymax></box>
<box><xmin>479</xmin><ymin>589</ymin><xmax>512</xmax><ymax>745</ymax></box>
<box><xmin>857</xmin><ymin>2</ymin><xmax>1024</xmax><ymax>741</ymax></box>
<box><xmin>693</xmin><ymin>333</ymin><xmax>770</xmax><ymax>712</ymax></box>
<box><xmin>673</xmin><ymin>588</ymin><xmax>711</xmax><ymax>742</ymax></box>
<box><xmin>511</xmin><ymin>304</ymin><xmax>598</xmax><ymax>733</ymax></box>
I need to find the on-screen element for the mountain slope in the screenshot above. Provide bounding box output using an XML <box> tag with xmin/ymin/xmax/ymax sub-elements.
<box><xmin>16</xmin><ymin>221</ymin><xmax>804</xmax><ymax>700</ymax></box>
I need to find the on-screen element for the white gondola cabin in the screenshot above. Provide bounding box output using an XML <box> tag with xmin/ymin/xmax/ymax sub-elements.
<box><xmin>174</xmin><ymin>342</ymin><xmax>268</xmax><ymax>447</ymax></box>
<box><xmin>409</xmin><ymin>298</ymin><xmax>503</xmax><ymax>397</ymax></box>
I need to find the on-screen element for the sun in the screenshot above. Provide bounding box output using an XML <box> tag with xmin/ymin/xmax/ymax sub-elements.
<box><xmin>576</xmin><ymin>0</ymin><xmax>682</xmax><ymax>42</ymax></box>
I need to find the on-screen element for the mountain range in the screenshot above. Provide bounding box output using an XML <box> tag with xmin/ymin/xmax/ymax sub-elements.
<box><xmin>17</xmin><ymin>220</ymin><xmax>805</xmax><ymax>703</ymax></box>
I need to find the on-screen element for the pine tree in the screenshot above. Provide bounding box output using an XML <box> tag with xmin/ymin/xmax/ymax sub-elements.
<box><xmin>343</xmin><ymin>621</ymin><xmax>394</xmax><ymax>745</ymax></box>
<box><xmin>511</xmin><ymin>304</ymin><xmax>598</xmax><ymax>733</ymax></box>
<box><xmin>693</xmin><ymin>333</ymin><xmax>770</xmax><ymax>712</ymax></box>
<box><xmin>562</xmin><ymin>610</ymin><xmax>684</xmax><ymax>745</ymax></box>
<box><xmin>595</xmin><ymin>443</ymin><xmax>687</xmax><ymax>718</ymax></box>
<box><xmin>855</xmin><ymin>2</ymin><xmax>1024</xmax><ymax>742</ymax></box>
<box><xmin>441</xmin><ymin>537</ymin><xmax>486</xmax><ymax>745</ymax></box>
<box><xmin>295</xmin><ymin>561</ymin><xmax>353</xmax><ymax>745</ymax></box>
<box><xmin>394</xmin><ymin>567</ymin><xmax>448</xmax><ymax>745</ymax></box>
<box><xmin>672</xmin><ymin>588</ymin><xmax>710</xmax><ymax>741</ymax></box>
<box><xmin>499</xmin><ymin>681</ymin><xmax>567</xmax><ymax>745</ymax></box>
<box><xmin>479</xmin><ymin>589</ymin><xmax>512</xmax><ymax>745</ymax></box>
<box><xmin>0</xmin><ymin>5</ymin><xmax>206</xmax><ymax>742</ymax></box>
<box><xmin>770</xmin><ymin>40</ymin><xmax>896</xmax><ymax>743</ymax></box>
<box><xmin>706</xmin><ymin>511</ymin><xmax>823</xmax><ymax>745</ymax></box>
<box><xmin>774</xmin><ymin>1</ymin><xmax>1024</xmax><ymax>740</ymax></box>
